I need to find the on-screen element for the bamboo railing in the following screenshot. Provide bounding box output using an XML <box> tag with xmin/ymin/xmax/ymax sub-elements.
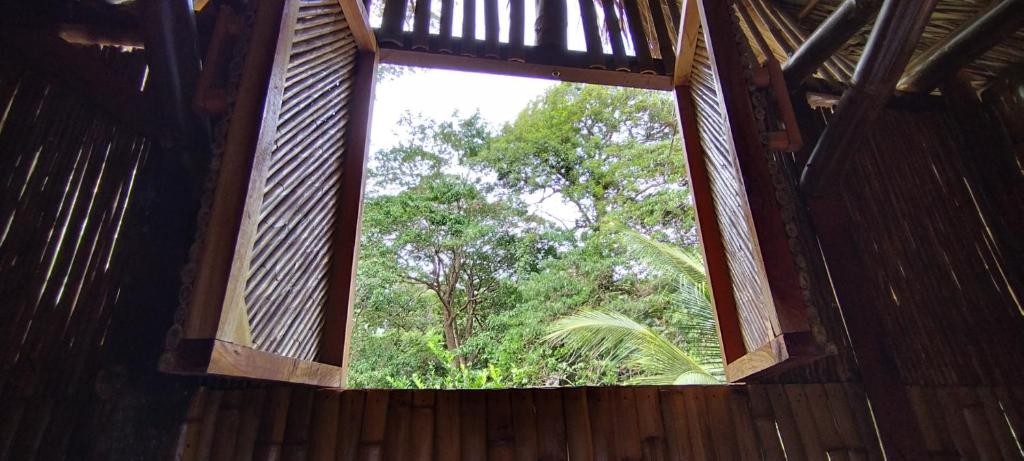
<box><xmin>373</xmin><ymin>0</ymin><xmax>683</xmax><ymax>88</ymax></box>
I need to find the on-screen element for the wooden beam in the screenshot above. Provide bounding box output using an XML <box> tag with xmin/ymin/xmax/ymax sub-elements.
<box><xmin>674</xmin><ymin>86</ymin><xmax>747</xmax><ymax>365</ymax></box>
<box><xmin>320</xmin><ymin>51</ymin><xmax>379</xmax><ymax>370</ymax></box>
<box><xmin>800</xmin><ymin>0</ymin><xmax>938</xmax><ymax>196</ymax></box>
<box><xmin>139</xmin><ymin>0</ymin><xmax>207</xmax><ymax>149</ymax></box>
<box><xmin>898</xmin><ymin>0</ymin><xmax>1024</xmax><ymax>93</ymax></box>
<box><xmin>161</xmin><ymin>339</ymin><xmax>345</xmax><ymax>387</ymax></box>
<box><xmin>783</xmin><ymin>0</ymin><xmax>881</xmax><ymax>87</ymax></box>
<box><xmin>338</xmin><ymin>0</ymin><xmax>378</xmax><ymax>52</ymax></box>
<box><xmin>0</xmin><ymin>28</ymin><xmax>153</xmax><ymax>134</ymax></box>
<box><xmin>672</xmin><ymin>0</ymin><xmax>700</xmax><ymax>86</ymax></box>
<box><xmin>183</xmin><ymin>0</ymin><xmax>297</xmax><ymax>344</ymax></box>
<box><xmin>379</xmin><ymin>42</ymin><xmax>672</xmax><ymax>89</ymax></box>
<box><xmin>57</xmin><ymin>22</ymin><xmax>144</xmax><ymax>48</ymax></box>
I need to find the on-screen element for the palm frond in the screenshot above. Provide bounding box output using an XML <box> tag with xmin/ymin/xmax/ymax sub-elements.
<box><xmin>546</xmin><ymin>310</ymin><xmax>718</xmax><ymax>384</ymax></box>
<box><xmin>616</xmin><ymin>228</ymin><xmax>706</xmax><ymax>287</ymax></box>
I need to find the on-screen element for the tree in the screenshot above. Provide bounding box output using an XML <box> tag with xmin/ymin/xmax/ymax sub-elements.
<box><xmin>470</xmin><ymin>84</ymin><xmax>693</xmax><ymax>242</ymax></box>
<box><xmin>546</xmin><ymin>228</ymin><xmax>723</xmax><ymax>384</ymax></box>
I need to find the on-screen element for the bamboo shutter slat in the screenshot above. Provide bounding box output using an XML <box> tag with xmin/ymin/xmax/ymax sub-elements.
<box><xmin>484</xmin><ymin>0</ymin><xmax>500</xmax><ymax>57</ymax></box>
<box><xmin>438</xmin><ymin>0</ymin><xmax>455</xmax><ymax>53</ymax></box>
<box><xmin>412</xmin><ymin>0</ymin><xmax>431</xmax><ymax>50</ymax></box>
<box><xmin>508</xmin><ymin>0</ymin><xmax>526</xmax><ymax>61</ymax></box>
<box><xmin>461</xmin><ymin>0</ymin><xmax>477</xmax><ymax>56</ymax></box>
<box><xmin>622</xmin><ymin>0</ymin><xmax>654</xmax><ymax>72</ymax></box>
<box><xmin>600</xmin><ymin>0</ymin><xmax>630</xmax><ymax>71</ymax></box>
<box><xmin>578</xmin><ymin>0</ymin><xmax>604</xmax><ymax>68</ymax></box>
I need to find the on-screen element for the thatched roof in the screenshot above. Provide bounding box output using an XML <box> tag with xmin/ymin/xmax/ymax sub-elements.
<box><xmin>780</xmin><ymin>0</ymin><xmax>1024</xmax><ymax>89</ymax></box>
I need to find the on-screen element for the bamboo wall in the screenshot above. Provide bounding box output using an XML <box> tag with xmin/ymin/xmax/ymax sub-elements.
<box><xmin>820</xmin><ymin>103</ymin><xmax>1024</xmax><ymax>386</ymax></box>
<box><xmin>176</xmin><ymin>383</ymin><xmax>903</xmax><ymax>460</ymax></box>
<box><xmin>243</xmin><ymin>0</ymin><xmax>360</xmax><ymax>361</ymax></box>
<box><xmin>0</xmin><ymin>48</ymin><xmax>154</xmax><ymax>459</ymax></box>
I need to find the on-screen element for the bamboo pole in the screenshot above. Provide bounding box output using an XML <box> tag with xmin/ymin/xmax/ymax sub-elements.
<box><xmin>898</xmin><ymin>0</ymin><xmax>1024</xmax><ymax>93</ymax></box>
<box><xmin>783</xmin><ymin>0</ymin><xmax>881</xmax><ymax>87</ymax></box>
<box><xmin>800</xmin><ymin>0</ymin><xmax>939</xmax><ymax>196</ymax></box>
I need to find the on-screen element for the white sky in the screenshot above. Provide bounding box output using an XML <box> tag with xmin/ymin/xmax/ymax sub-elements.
<box><xmin>369</xmin><ymin>66</ymin><xmax>583</xmax><ymax>227</ymax></box>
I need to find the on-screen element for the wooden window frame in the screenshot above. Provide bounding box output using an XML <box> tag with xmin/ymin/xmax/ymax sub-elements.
<box><xmin>160</xmin><ymin>0</ymin><xmax>379</xmax><ymax>387</ymax></box>
<box><xmin>673</xmin><ymin>0</ymin><xmax>826</xmax><ymax>382</ymax></box>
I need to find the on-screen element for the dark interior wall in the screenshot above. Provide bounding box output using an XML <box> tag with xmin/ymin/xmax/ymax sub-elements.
<box><xmin>0</xmin><ymin>45</ymin><xmax>204</xmax><ymax>460</ymax></box>
<box><xmin>817</xmin><ymin>101</ymin><xmax>1024</xmax><ymax>387</ymax></box>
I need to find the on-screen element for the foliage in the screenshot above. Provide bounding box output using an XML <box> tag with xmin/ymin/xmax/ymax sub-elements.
<box><xmin>347</xmin><ymin>83</ymin><xmax>722</xmax><ymax>388</ymax></box>
<box><xmin>546</xmin><ymin>228</ymin><xmax>724</xmax><ymax>385</ymax></box>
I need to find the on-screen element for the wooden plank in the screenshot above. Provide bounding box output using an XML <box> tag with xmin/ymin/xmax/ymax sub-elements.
<box><xmin>783</xmin><ymin>384</ymin><xmax>826</xmax><ymax>460</ymax></box>
<box><xmin>841</xmin><ymin>383</ymin><xmax>884</xmax><ymax>461</ymax></box>
<box><xmin>659</xmin><ymin>389</ymin><xmax>692</xmax><ymax>461</ymax></box>
<box><xmin>254</xmin><ymin>387</ymin><xmax>292</xmax><ymax>461</ymax></box>
<box><xmin>410</xmin><ymin>391</ymin><xmax>436</xmax><ymax>461</ymax></box>
<box><xmin>802</xmin><ymin>384</ymin><xmax>847</xmax><ymax>461</ymax></box>
<box><xmin>563</xmin><ymin>388</ymin><xmax>594</xmax><ymax>461</ymax></box>
<box><xmin>634</xmin><ymin>387</ymin><xmax>667</xmax><ymax>461</ymax></box>
<box><xmin>824</xmin><ymin>384</ymin><xmax>867</xmax><ymax>460</ymax></box>
<box><xmin>535</xmin><ymin>389</ymin><xmax>568</xmax><ymax>461</ymax></box>
<box><xmin>382</xmin><ymin>391</ymin><xmax>412</xmax><ymax>461</ymax></box>
<box><xmin>282</xmin><ymin>387</ymin><xmax>316</xmax><ymax>460</ymax></box>
<box><xmin>704</xmin><ymin>386</ymin><xmax>738</xmax><ymax>461</ymax></box>
<box><xmin>320</xmin><ymin>50</ymin><xmax>379</xmax><ymax>370</ymax></box>
<box><xmin>745</xmin><ymin>386</ymin><xmax>785</xmax><ymax>461</ymax></box>
<box><xmin>358</xmin><ymin>390</ymin><xmax>390</xmax><ymax>461</ymax></box>
<box><xmin>766</xmin><ymin>385</ymin><xmax>807</xmax><ymax>461</ymax></box>
<box><xmin>682</xmin><ymin>387</ymin><xmax>713</xmax><ymax>461</ymax></box>
<box><xmin>310</xmin><ymin>391</ymin><xmax>341</xmax><ymax>461</ymax></box>
<box><xmin>198</xmin><ymin>390</ymin><xmax>224</xmax><ymax>461</ymax></box>
<box><xmin>212</xmin><ymin>391</ymin><xmax>243</xmax><ymax>461</ymax></box>
<box><xmin>435</xmin><ymin>391</ymin><xmax>461</xmax><ymax>461</ymax></box>
<box><xmin>725</xmin><ymin>387</ymin><xmax>763</xmax><ymax>461</ymax></box>
<box><xmin>459</xmin><ymin>391</ymin><xmax>487</xmax><ymax>460</ymax></box>
<box><xmin>612</xmin><ymin>387</ymin><xmax>643</xmax><ymax>460</ymax></box>
<box><xmin>510</xmin><ymin>390</ymin><xmax>538</xmax><ymax>461</ymax></box>
<box><xmin>338</xmin><ymin>390</ymin><xmax>367</xmax><ymax>461</ymax></box>
<box><xmin>338</xmin><ymin>0</ymin><xmax>379</xmax><ymax>52</ymax></box>
<box><xmin>486</xmin><ymin>391</ymin><xmax>514</xmax><ymax>461</ymax></box>
<box><xmin>380</xmin><ymin>44</ymin><xmax>672</xmax><ymax>89</ymax></box>
<box><xmin>590</xmin><ymin>387</ymin><xmax>619</xmax><ymax>461</ymax></box>
<box><xmin>674</xmin><ymin>85</ymin><xmax>745</xmax><ymax>364</ymax></box>
<box><xmin>235</xmin><ymin>389</ymin><xmax>267</xmax><ymax>461</ymax></box>
<box><xmin>672</xmin><ymin>0</ymin><xmax>700</xmax><ymax>85</ymax></box>
<box><xmin>162</xmin><ymin>339</ymin><xmax>344</xmax><ymax>387</ymax></box>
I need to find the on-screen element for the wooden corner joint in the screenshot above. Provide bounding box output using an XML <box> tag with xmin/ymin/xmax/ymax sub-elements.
<box><xmin>724</xmin><ymin>332</ymin><xmax>830</xmax><ymax>382</ymax></box>
<box><xmin>160</xmin><ymin>338</ymin><xmax>346</xmax><ymax>387</ymax></box>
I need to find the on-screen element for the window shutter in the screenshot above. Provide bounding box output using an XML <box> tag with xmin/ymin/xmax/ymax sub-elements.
<box><xmin>675</xmin><ymin>0</ymin><xmax>829</xmax><ymax>382</ymax></box>
<box><xmin>161</xmin><ymin>0</ymin><xmax>378</xmax><ymax>386</ymax></box>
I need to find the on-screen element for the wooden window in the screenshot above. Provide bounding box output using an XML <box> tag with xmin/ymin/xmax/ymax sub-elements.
<box><xmin>160</xmin><ymin>0</ymin><xmax>379</xmax><ymax>386</ymax></box>
<box><xmin>673</xmin><ymin>0</ymin><xmax>828</xmax><ymax>382</ymax></box>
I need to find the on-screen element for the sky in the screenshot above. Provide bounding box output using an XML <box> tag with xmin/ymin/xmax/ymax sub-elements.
<box><xmin>368</xmin><ymin>65</ymin><xmax>584</xmax><ymax>226</ymax></box>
